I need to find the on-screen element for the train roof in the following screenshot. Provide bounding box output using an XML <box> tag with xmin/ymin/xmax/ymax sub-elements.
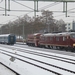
<box><xmin>57</xmin><ymin>32</ymin><xmax>75</xmax><ymax>35</ymax></box>
<box><xmin>41</xmin><ymin>33</ymin><xmax>54</xmax><ymax>37</ymax></box>
<box><xmin>28</xmin><ymin>33</ymin><xmax>41</xmax><ymax>37</ymax></box>
<box><xmin>41</xmin><ymin>32</ymin><xmax>75</xmax><ymax>37</ymax></box>
<box><xmin>33</xmin><ymin>33</ymin><xmax>41</xmax><ymax>36</ymax></box>
<box><xmin>0</xmin><ymin>34</ymin><xmax>14</xmax><ymax>37</ymax></box>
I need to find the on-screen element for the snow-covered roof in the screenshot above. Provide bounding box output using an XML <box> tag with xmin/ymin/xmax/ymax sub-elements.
<box><xmin>41</xmin><ymin>32</ymin><xmax>75</xmax><ymax>37</ymax></box>
<box><xmin>57</xmin><ymin>32</ymin><xmax>75</xmax><ymax>36</ymax></box>
<box><xmin>0</xmin><ymin>34</ymin><xmax>13</xmax><ymax>37</ymax></box>
<box><xmin>33</xmin><ymin>33</ymin><xmax>41</xmax><ymax>36</ymax></box>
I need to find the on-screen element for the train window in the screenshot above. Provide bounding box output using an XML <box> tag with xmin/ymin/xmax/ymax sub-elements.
<box><xmin>34</xmin><ymin>36</ymin><xmax>36</xmax><ymax>39</ymax></box>
<box><xmin>56</xmin><ymin>37</ymin><xmax>59</xmax><ymax>41</ymax></box>
<box><xmin>40</xmin><ymin>36</ymin><xmax>45</xmax><ymax>40</ymax></box>
<box><xmin>70</xmin><ymin>34</ymin><xmax>75</xmax><ymax>38</ymax></box>
<box><xmin>63</xmin><ymin>37</ymin><xmax>66</xmax><ymax>41</ymax></box>
<box><xmin>36</xmin><ymin>36</ymin><xmax>39</xmax><ymax>39</ymax></box>
<box><xmin>50</xmin><ymin>37</ymin><xmax>53</xmax><ymax>41</ymax></box>
<box><xmin>11</xmin><ymin>37</ymin><xmax>13</xmax><ymax>40</ymax></box>
<box><xmin>45</xmin><ymin>37</ymin><xmax>47</xmax><ymax>41</ymax></box>
<box><xmin>0</xmin><ymin>37</ymin><xmax>1</xmax><ymax>39</ymax></box>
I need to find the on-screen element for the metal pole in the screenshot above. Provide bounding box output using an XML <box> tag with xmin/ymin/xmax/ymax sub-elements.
<box><xmin>63</xmin><ymin>2</ymin><xmax>65</xmax><ymax>12</ymax></box>
<box><xmin>8</xmin><ymin>0</ymin><xmax>10</xmax><ymax>11</ymax></box>
<box><xmin>34</xmin><ymin>1</ymin><xmax>36</xmax><ymax>17</ymax></box>
<box><xmin>66</xmin><ymin>2</ymin><xmax>67</xmax><ymax>17</ymax></box>
<box><xmin>5</xmin><ymin>0</ymin><xmax>7</xmax><ymax>16</ymax></box>
<box><xmin>37</xmin><ymin>1</ymin><xmax>38</xmax><ymax>12</ymax></box>
<box><xmin>23</xmin><ymin>21</ymin><xmax>24</xmax><ymax>44</ymax></box>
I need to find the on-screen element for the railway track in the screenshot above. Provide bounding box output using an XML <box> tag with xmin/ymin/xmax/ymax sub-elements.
<box><xmin>0</xmin><ymin>44</ymin><xmax>75</xmax><ymax>75</ymax></box>
<box><xmin>0</xmin><ymin>62</ymin><xmax>20</xmax><ymax>75</ymax></box>
<box><xmin>0</xmin><ymin>51</ymin><xmax>60</xmax><ymax>75</ymax></box>
<box><xmin>1</xmin><ymin>45</ymin><xmax>75</xmax><ymax>64</ymax></box>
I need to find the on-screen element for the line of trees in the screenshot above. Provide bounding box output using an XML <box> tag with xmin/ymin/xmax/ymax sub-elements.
<box><xmin>0</xmin><ymin>10</ymin><xmax>66</xmax><ymax>39</ymax></box>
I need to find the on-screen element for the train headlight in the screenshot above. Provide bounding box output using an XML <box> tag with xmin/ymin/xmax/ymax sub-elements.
<box><xmin>73</xmin><ymin>44</ymin><xmax>75</xmax><ymax>47</ymax></box>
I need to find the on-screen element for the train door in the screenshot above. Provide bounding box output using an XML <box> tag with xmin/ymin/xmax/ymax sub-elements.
<box><xmin>66</xmin><ymin>36</ymin><xmax>70</xmax><ymax>47</ymax></box>
<box><xmin>63</xmin><ymin>36</ymin><xmax>70</xmax><ymax>49</ymax></box>
<box><xmin>9</xmin><ymin>35</ymin><xmax>16</xmax><ymax>44</ymax></box>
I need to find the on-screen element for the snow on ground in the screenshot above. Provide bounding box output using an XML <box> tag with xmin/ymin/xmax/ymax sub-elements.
<box><xmin>0</xmin><ymin>44</ymin><xmax>75</xmax><ymax>75</ymax></box>
<box><xmin>0</xmin><ymin>63</ymin><xmax>17</xmax><ymax>75</ymax></box>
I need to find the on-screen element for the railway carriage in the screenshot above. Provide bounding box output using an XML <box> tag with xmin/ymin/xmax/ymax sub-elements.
<box><xmin>26</xmin><ymin>32</ymin><xmax>75</xmax><ymax>51</ymax></box>
<box><xmin>38</xmin><ymin>32</ymin><xmax>75</xmax><ymax>51</ymax></box>
<box><xmin>38</xmin><ymin>33</ymin><xmax>55</xmax><ymax>48</ymax></box>
<box><xmin>0</xmin><ymin>34</ymin><xmax>16</xmax><ymax>45</ymax></box>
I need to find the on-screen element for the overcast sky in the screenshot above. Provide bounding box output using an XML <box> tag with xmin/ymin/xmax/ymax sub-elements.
<box><xmin>0</xmin><ymin>0</ymin><xmax>75</xmax><ymax>25</ymax></box>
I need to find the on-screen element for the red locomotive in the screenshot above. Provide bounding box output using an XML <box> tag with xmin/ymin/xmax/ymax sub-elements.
<box><xmin>39</xmin><ymin>32</ymin><xmax>75</xmax><ymax>51</ymax></box>
<box><xmin>26</xmin><ymin>32</ymin><xmax>75</xmax><ymax>51</ymax></box>
<box><xmin>26</xmin><ymin>33</ymin><xmax>41</xmax><ymax>46</ymax></box>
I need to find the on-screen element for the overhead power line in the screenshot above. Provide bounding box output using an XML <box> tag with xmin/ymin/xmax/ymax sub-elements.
<box><xmin>12</xmin><ymin>0</ymin><xmax>34</xmax><ymax>10</ymax></box>
<box><xmin>0</xmin><ymin>0</ymin><xmax>3</xmax><ymax>3</ymax></box>
<box><xmin>0</xmin><ymin>7</ymin><xmax>8</xmax><ymax>10</ymax></box>
<box><xmin>54</xmin><ymin>14</ymin><xmax>65</xmax><ymax>17</ymax></box>
<box><xmin>39</xmin><ymin>2</ymin><xmax>61</xmax><ymax>10</ymax></box>
<box><xmin>0</xmin><ymin>12</ymin><xmax>32</xmax><ymax>24</ymax></box>
<box><xmin>68</xmin><ymin>7</ymin><xmax>75</xmax><ymax>11</ymax></box>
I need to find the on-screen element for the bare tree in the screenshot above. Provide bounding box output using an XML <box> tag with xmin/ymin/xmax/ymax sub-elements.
<box><xmin>41</xmin><ymin>10</ymin><xmax>55</xmax><ymax>32</ymax></box>
<box><xmin>56</xmin><ymin>19</ymin><xmax>66</xmax><ymax>32</ymax></box>
<box><xmin>0</xmin><ymin>10</ymin><xmax>66</xmax><ymax>40</ymax></box>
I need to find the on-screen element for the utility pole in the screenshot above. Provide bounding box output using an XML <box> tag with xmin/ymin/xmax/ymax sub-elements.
<box><xmin>5</xmin><ymin>0</ymin><xmax>7</xmax><ymax>16</ymax></box>
<box><xmin>34</xmin><ymin>1</ymin><xmax>38</xmax><ymax>17</ymax></box>
<box><xmin>8</xmin><ymin>0</ymin><xmax>10</xmax><ymax>11</ymax></box>
<box><xmin>23</xmin><ymin>21</ymin><xmax>25</xmax><ymax>44</ymax></box>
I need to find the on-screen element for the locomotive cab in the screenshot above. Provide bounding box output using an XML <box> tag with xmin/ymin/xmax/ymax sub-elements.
<box><xmin>26</xmin><ymin>33</ymin><xmax>41</xmax><ymax>47</ymax></box>
<box><xmin>70</xmin><ymin>34</ymin><xmax>75</xmax><ymax>48</ymax></box>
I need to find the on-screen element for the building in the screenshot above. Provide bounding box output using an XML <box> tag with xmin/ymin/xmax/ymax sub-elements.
<box><xmin>66</xmin><ymin>21</ymin><xmax>75</xmax><ymax>31</ymax></box>
<box><xmin>72</xmin><ymin>21</ymin><xmax>75</xmax><ymax>30</ymax></box>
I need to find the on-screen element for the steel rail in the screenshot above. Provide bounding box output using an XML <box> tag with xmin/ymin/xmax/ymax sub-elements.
<box><xmin>0</xmin><ymin>50</ymin><xmax>61</xmax><ymax>75</ymax></box>
<box><xmin>0</xmin><ymin>62</ymin><xmax>20</xmax><ymax>75</ymax></box>
<box><xmin>0</xmin><ymin>49</ymin><xmax>75</xmax><ymax>74</ymax></box>
<box><xmin>1</xmin><ymin>45</ymin><xmax>75</xmax><ymax>64</ymax></box>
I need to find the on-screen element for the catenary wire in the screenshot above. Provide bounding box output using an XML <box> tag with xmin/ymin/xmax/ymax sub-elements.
<box><xmin>12</xmin><ymin>0</ymin><xmax>34</xmax><ymax>10</ymax></box>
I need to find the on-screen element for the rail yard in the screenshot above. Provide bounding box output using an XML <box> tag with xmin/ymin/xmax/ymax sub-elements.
<box><xmin>0</xmin><ymin>0</ymin><xmax>75</xmax><ymax>75</ymax></box>
<box><xmin>0</xmin><ymin>43</ymin><xmax>75</xmax><ymax>75</ymax></box>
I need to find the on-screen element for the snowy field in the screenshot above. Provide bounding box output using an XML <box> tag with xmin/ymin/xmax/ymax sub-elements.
<box><xmin>0</xmin><ymin>44</ymin><xmax>75</xmax><ymax>75</ymax></box>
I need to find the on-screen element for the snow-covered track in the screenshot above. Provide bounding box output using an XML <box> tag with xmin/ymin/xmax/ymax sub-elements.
<box><xmin>0</xmin><ymin>50</ymin><xmax>61</xmax><ymax>75</ymax></box>
<box><xmin>1</xmin><ymin>45</ymin><xmax>75</xmax><ymax>65</ymax></box>
<box><xmin>0</xmin><ymin>44</ymin><xmax>75</xmax><ymax>75</ymax></box>
<box><xmin>0</xmin><ymin>62</ymin><xmax>20</xmax><ymax>75</ymax></box>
